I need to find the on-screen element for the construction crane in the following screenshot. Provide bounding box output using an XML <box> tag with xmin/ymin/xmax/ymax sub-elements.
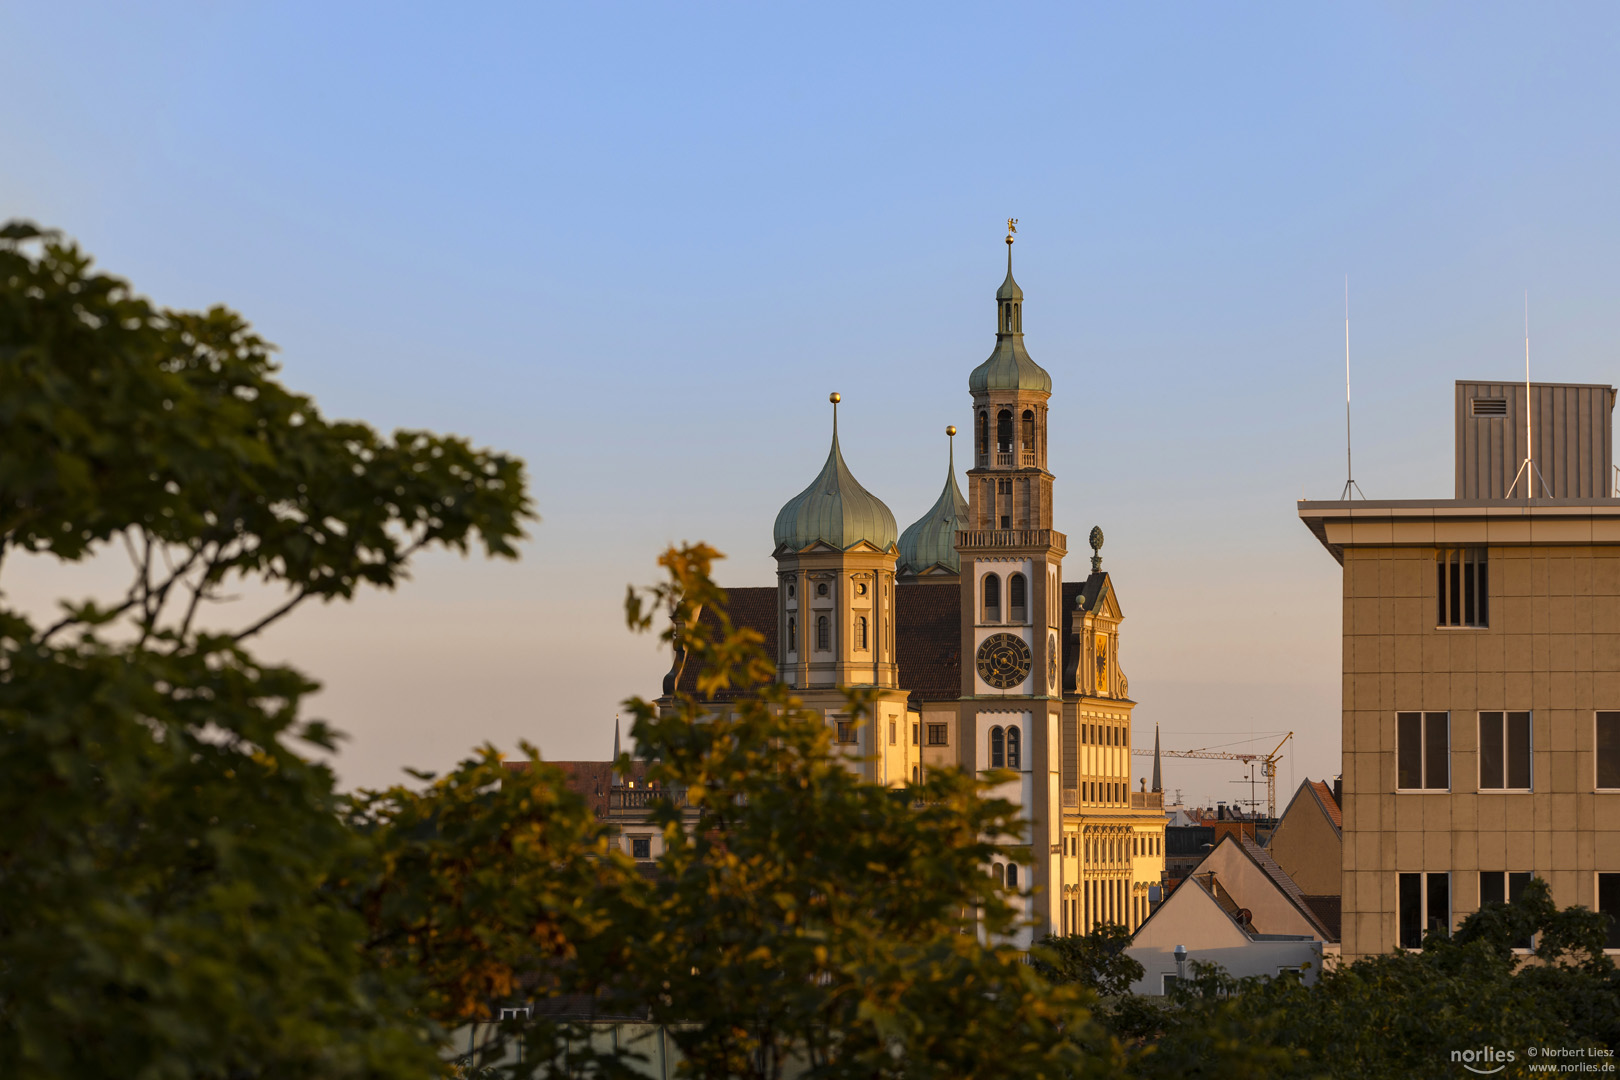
<box><xmin>1132</xmin><ymin>732</ymin><xmax>1294</xmax><ymax>817</ymax></box>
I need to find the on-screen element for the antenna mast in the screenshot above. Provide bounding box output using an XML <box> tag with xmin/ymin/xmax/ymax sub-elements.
<box><xmin>1507</xmin><ymin>291</ymin><xmax>1548</xmax><ymax>499</ymax></box>
<box><xmin>1340</xmin><ymin>276</ymin><xmax>1365</xmax><ymax>500</ymax></box>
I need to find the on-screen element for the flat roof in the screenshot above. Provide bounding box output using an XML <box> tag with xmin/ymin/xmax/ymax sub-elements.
<box><xmin>1297</xmin><ymin>498</ymin><xmax>1620</xmax><ymax>563</ymax></box>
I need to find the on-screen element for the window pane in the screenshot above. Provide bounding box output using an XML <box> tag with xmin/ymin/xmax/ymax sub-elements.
<box><xmin>1398</xmin><ymin>713</ymin><xmax>1423</xmax><ymax>789</ymax></box>
<box><xmin>1508</xmin><ymin>872</ymin><xmax>1531</xmax><ymax>903</ymax></box>
<box><xmin>1479</xmin><ymin>870</ymin><xmax>1505</xmax><ymax>907</ymax></box>
<box><xmin>1479</xmin><ymin>712</ymin><xmax>1504</xmax><ymax>789</ymax></box>
<box><xmin>1449</xmin><ymin>557</ymin><xmax>1462</xmax><ymax>625</ymax></box>
<box><xmin>1598</xmin><ymin>713</ymin><xmax>1620</xmax><ymax>789</ymax></box>
<box><xmin>1399</xmin><ymin>873</ymin><xmax>1423</xmax><ymax>948</ymax></box>
<box><xmin>1425</xmin><ymin>712</ymin><xmax>1450</xmax><ymax>790</ymax></box>
<box><xmin>1436</xmin><ymin>556</ymin><xmax>1447</xmax><ymax>625</ymax></box>
<box><xmin>1507</xmin><ymin>712</ymin><xmax>1532</xmax><ymax>789</ymax></box>
<box><xmin>1599</xmin><ymin>873</ymin><xmax>1620</xmax><ymax>950</ymax></box>
<box><xmin>1464</xmin><ymin>552</ymin><xmax>1476</xmax><ymax>624</ymax></box>
<box><xmin>1427</xmin><ymin>872</ymin><xmax>1450</xmax><ymax>938</ymax></box>
<box><xmin>1478</xmin><ymin>560</ymin><xmax>1489</xmax><ymax>625</ymax></box>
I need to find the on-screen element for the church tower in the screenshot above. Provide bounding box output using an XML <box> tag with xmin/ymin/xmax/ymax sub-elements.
<box><xmin>773</xmin><ymin>394</ymin><xmax>913</xmax><ymax>785</ymax></box>
<box><xmin>957</xmin><ymin>225</ymin><xmax>1067</xmax><ymax>940</ymax></box>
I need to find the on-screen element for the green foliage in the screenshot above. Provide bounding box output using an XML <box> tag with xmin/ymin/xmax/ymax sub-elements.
<box><xmin>0</xmin><ymin>222</ymin><xmax>536</xmax><ymax>1079</ymax></box>
<box><xmin>1114</xmin><ymin>880</ymin><xmax>1620</xmax><ymax>1079</ymax></box>
<box><xmin>1032</xmin><ymin>925</ymin><xmax>1145</xmax><ymax>997</ymax></box>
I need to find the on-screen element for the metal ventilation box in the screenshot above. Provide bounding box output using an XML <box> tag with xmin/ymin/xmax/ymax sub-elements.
<box><xmin>1455</xmin><ymin>380</ymin><xmax>1617</xmax><ymax>500</ymax></box>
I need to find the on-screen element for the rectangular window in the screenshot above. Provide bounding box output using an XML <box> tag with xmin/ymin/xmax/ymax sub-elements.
<box><xmin>1479</xmin><ymin>712</ymin><xmax>1532</xmax><ymax>790</ymax></box>
<box><xmin>836</xmin><ymin>720</ymin><xmax>856</xmax><ymax>744</ymax></box>
<box><xmin>1481</xmin><ymin>871</ymin><xmax>1534</xmax><ymax>948</ymax></box>
<box><xmin>1162</xmin><ymin>974</ymin><xmax>1181</xmax><ymax>995</ymax></box>
<box><xmin>927</xmin><ymin>723</ymin><xmax>949</xmax><ymax>747</ymax></box>
<box><xmin>1399</xmin><ymin>872</ymin><xmax>1451</xmax><ymax>948</ymax></box>
<box><xmin>889</xmin><ymin>720</ymin><xmax>896</xmax><ymax>745</ymax></box>
<box><xmin>1398</xmin><ymin>712</ymin><xmax>1450</xmax><ymax>790</ymax></box>
<box><xmin>631</xmin><ymin>836</ymin><xmax>651</xmax><ymax>860</ymax></box>
<box><xmin>912</xmin><ymin>723</ymin><xmax>919</xmax><ymax>746</ymax></box>
<box><xmin>1600</xmin><ymin>873</ymin><xmax>1620</xmax><ymax>950</ymax></box>
<box><xmin>1436</xmin><ymin>548</ymin><xmax>1488</xmax><ymax>627</ymax></box>
<box><xmin>1598</xmin><ymin>713</ymin><xmax>1620</xmax><ymax>789</ymax></box>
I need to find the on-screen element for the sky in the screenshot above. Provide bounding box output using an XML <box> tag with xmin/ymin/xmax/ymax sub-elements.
<box><xmin>5</xmin><ymin>4</ymin><xmax>1620</xmax><ymax>804</ymax></box>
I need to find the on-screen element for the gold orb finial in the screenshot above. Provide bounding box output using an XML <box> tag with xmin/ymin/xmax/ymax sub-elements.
<box><xmin>1006</xmin><ymin>217</ymin><xmax>1018</xmax><ymax>245</ymax></box>
<box><xmin>946</xmin><ymin>425</ymin><xmax>957</xmax><ymax>437</ymax></box>
<box><xmin>829</xmin><ymin>392</ymin><xmax>841</xmax><ymax>404</ymax></box>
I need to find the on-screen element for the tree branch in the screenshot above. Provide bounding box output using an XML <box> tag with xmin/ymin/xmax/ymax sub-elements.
<box><xmin>230</xmin><ymin>586</ymin><xmax>314</xmax><ymax>644</ymax></box>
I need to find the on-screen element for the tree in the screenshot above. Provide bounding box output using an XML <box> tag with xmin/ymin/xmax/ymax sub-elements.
<box><xmin>0</xmin><ymin>221</ymin><xmax>535</xmax><ymax>1079</ymax></box>
<box><xmin>1031</xmin><ymin>925</ymin><xmax>1145</xmax><ymax>997</ymax></box>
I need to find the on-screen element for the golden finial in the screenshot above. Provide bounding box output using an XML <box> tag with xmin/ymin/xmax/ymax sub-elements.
<box><xmin>829</xmin><ymin>392</ymin><xmax>841</xmax><ymax>404</ymax></box>
<box><xmin>1006</xmin><ymin>218</ymin><xmax>1018</xmax><ymax>245</ymax></box>
<box><xmin>946</xmin><ymin>425</ymin><xmax>957</xmax><ymax>437</ymax></box>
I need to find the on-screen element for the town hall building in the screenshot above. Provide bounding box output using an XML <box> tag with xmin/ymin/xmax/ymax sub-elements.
<box><xmin>648</xmin><ymin>231</ymin><xmax>1167</xmax><ymax>944</ymax></box>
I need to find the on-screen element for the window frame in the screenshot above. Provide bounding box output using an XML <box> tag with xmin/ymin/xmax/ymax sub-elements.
<box><xmin>982</xmin><ymin>573</ymin><xmax>1002</xmax><ymax>623</ymax></box>
<box><xmin>630</xmin><ymin>835</ymin><xmax>651</xmax><ymax>860</ymax></box>
<box><xmin>1478</xmin><ymin>711</ymin><xmax>1533</xmax><ymax>791</ymax></box>
<box><xmin>1436</xmin><ymin>547</ymin><xmax>1489</xmax><ymax>628</ymax></box>
<box><xmin>835</xmin><ymin>719</ymin><xmax>857</xmax><ymax>745</ymax></box>
<box><xmin>1598</xmin><ymin>872</ymin><xmax>1620</xmax><ymax>952</ymax></box>
<box><xmin>1398</xmin><ymin>871</ymin><xmax>1451</xmax><ymax>949</ymax></box>
<box><xmin>1597</xmin><ymin>712</ymin><xmax>1620</xmax><ymax>791</ymax></box>
<box><xmin>989</xmin><ymin>725</ymin><xmax>1005</xmax><ymax>769</ymax></box>
<box><xmin>1009</xmin><ymin>573</ymin><xmax>1027</xmax><ymax>624</ymax></box>
<box><xmin>1006</xmin><ymin>725</ymin><xmax>1021</xmax><ymax>769</ymax></box>
<box><xmin>1397</xmin><ymin>711</ymin><xmax>1451</xmax><ymax>791</ymax></box>
<box><xmin>927</xmin><ymin>723</ymin><xmax>949</xmax><ymax>747</ymax></box>
<box><xmin>816</xmin><ymin>614</ymin><xmax>830</xmax><ymax>652</ymax></box>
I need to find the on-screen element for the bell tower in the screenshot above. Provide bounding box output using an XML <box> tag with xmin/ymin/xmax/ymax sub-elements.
<box><xmin>957</xmin><ymin>223</ymin><xmax>1067</xmax><ymax>942</ymax></box>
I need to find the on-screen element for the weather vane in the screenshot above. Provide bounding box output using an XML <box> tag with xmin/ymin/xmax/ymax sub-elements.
<box><xmin>1006</xmin><ymin>218</ymin><xmax>1018</xmax><ymax>245</ymax></box>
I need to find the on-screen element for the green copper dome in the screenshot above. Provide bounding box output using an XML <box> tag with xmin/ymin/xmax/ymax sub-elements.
<box><xmin>899</xmin><ymin>433</ymin><xmax>968</xmax><ymax>576</ymax></box>
<box><xmin>774</xmin><ymin>403</ymin><xmax>898</xmax><ymax>553</ymax></box>
<box><xmin>968</xmin><ymin>252</ymin><xmax>1052</xmax><ymax>394</ymax></box>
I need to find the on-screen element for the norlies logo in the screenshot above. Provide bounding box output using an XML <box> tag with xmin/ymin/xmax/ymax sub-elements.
<box><xmin>1453</xmin><ymin>1046</ymin><xmax>1516</xmax><ymax>1075</ymax></box>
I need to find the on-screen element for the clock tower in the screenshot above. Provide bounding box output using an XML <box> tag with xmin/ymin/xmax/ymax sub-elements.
<box><xmin>957</xmin><ymin>229</ymin><xmax>1067</xmax><ymax>940</ymax></box>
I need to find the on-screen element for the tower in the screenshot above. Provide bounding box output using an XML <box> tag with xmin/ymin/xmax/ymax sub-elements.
<box><xmin>773</xmin><ymin>394</ymin><xmax>913</xmax><ymax>784</ymax></box>
<box><xmin>957</xmin><ymin>228</ymin><xmax>1067</xmax><ymax>940</ymax></box>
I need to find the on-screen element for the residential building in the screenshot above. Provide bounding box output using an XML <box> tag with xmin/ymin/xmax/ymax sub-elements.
<box><xmin>1127</xmin><ymin>833</ymin><xmax>1338</xmax><ymax>994</ymax></box>
<box><xmin>1298</xmin><ymin>379</ymin><xmax>1620</xmax><ymax>959</ymax></box>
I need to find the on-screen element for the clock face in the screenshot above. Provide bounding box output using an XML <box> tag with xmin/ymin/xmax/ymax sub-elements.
<box><xmin>1048</xmin><ymin>634</ymin><xmax>1058</xmax><ymax>689</ymax></box>
<box><xmin>976</xmin><ymin>632</ymin><xmax>1032</xmax><ymax>690</ymax></box>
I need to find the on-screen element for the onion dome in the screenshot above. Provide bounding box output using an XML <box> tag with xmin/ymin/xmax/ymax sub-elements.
<box><xmin>773</xmin><ymin>393</ymin><xmax>899</xmax><ymax>553</ymax></box>
<box><xmin>968</xmin><ymin>238</ymin><xmax>1052</xmax><ymax>394</ymax></box>
<box><xmin>899</xmin><ymin>426</ymin><xmax>969</xmax><ymax>576</ymax></box>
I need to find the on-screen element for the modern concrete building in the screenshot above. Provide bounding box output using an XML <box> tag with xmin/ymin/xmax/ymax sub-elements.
<box><xmin>653</xmin><ymin>236</ymin><xmax>1166</xmax><ymax>944</ymax></box>
<box><xmin>1298</xmin><ymin>379</ymin><xmax>1620</xmax><ymax>959</ymax></box>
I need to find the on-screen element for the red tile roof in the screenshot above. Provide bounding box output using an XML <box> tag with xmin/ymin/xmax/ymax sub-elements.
<box><xmin>1308</xmin><ymin>779</ymin><xmax>1343</xmax><ymax>831</ymax></box>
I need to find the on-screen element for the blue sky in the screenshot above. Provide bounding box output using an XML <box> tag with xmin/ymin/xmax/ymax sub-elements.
<box><xmin>6</xmin><ymin>4</ymin><xmax>1620</xmax><ymax>801</ymax></box>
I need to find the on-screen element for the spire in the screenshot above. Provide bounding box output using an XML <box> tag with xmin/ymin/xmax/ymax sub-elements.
<box><xmin>1152</xmin><ymin>723</ymin><xmax>1163</xmax><ymax>794</ymax></box>
<box><xmin>773</xmin><ymin>392</ymin><xmax>899</xmax><ymax>554</ymax></box>
<box><xmin>898</xmin><ymin>424</ymin><xmax>970</xmax><ymax>577</ymax></box>
<box><xmin>971</xmin><ymin>221</ymin><xmax>1050</xmax><ymax>394</ymax></box>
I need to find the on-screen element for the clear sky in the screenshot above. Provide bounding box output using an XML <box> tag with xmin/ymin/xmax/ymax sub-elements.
<box><xmin>6</xmin><ymin>4</ymin><xmax>1620</xmax><ymax>804</ymax></box>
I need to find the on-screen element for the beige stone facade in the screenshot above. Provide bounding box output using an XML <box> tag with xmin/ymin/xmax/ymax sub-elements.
<box><xmin>1301</xmin><ymin>495</ymin><xmax>1620</xmax><ymax>959</ymax></box>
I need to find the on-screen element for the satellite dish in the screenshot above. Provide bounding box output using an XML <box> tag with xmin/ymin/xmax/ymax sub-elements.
<box><xmin>1236</xmin><ymin>908</ymin><xmax>1253</xmax><ymax>927</ymax></box>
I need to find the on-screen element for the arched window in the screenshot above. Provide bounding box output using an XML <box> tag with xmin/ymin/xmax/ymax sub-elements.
<box><xmin>912</xmin><ymin>765</ymin><xmax>919</xmax><ymax>784</ymax></box>
<box><xmin>997</xmin><ymin>409</ymin><xmax>1013</xmax><ymax>452</ymax></box>
<box><xmin>1021</xmin><ymin>409</ymin><xmax>1035</xmax><ymax>454</ymax></box>
<box><xmin>856</xmin><ymin>616</ymin><xmax>868</xmax><ymax>650</ymax></box>
<box><xmin>1006</xmin><ymin>864</ymin><xmax>1019</xmax><ymax>888</ymax></box>
<box><xmin>993</xmin><ymin>863</ymin><xmax>1005</xmax><ymax>886</ymax></box>
<box><xmin>787</xmin><ymin>616</ymin><xmax>796</xmax><ymax>652</ymax></box>
<box><xmin>989</xmin><ymin>726</ymin><xmax>1005</xmax><ymax>768</ymax></box>
<box><xmin>1014</xmin><ymin>302</ymin><xmax>1021</xmax><ymax>331</ymax></box>
<box><xmin>977</xmin><ymin>411</ymin><xmax>989</xmax><ymax>455</ymax></box>
<box><xmin>1009</xmin><ymin>573</ymin><xmax>1027</xmax><ymax>623</ymax></box>
<box><xmin>816</xmin><ymin>615</ymin><xmax>830</xmax><ymax>651</ymax></box>
<box><xmin>1006</xmin><ymin>725</ymin><xmax>1021</xmax><ymax>769</ymax></box>
<box><xmin>982</xmin><ymin>573</ymin><xmax>1001</xmax><ymax>622</ymax></box>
